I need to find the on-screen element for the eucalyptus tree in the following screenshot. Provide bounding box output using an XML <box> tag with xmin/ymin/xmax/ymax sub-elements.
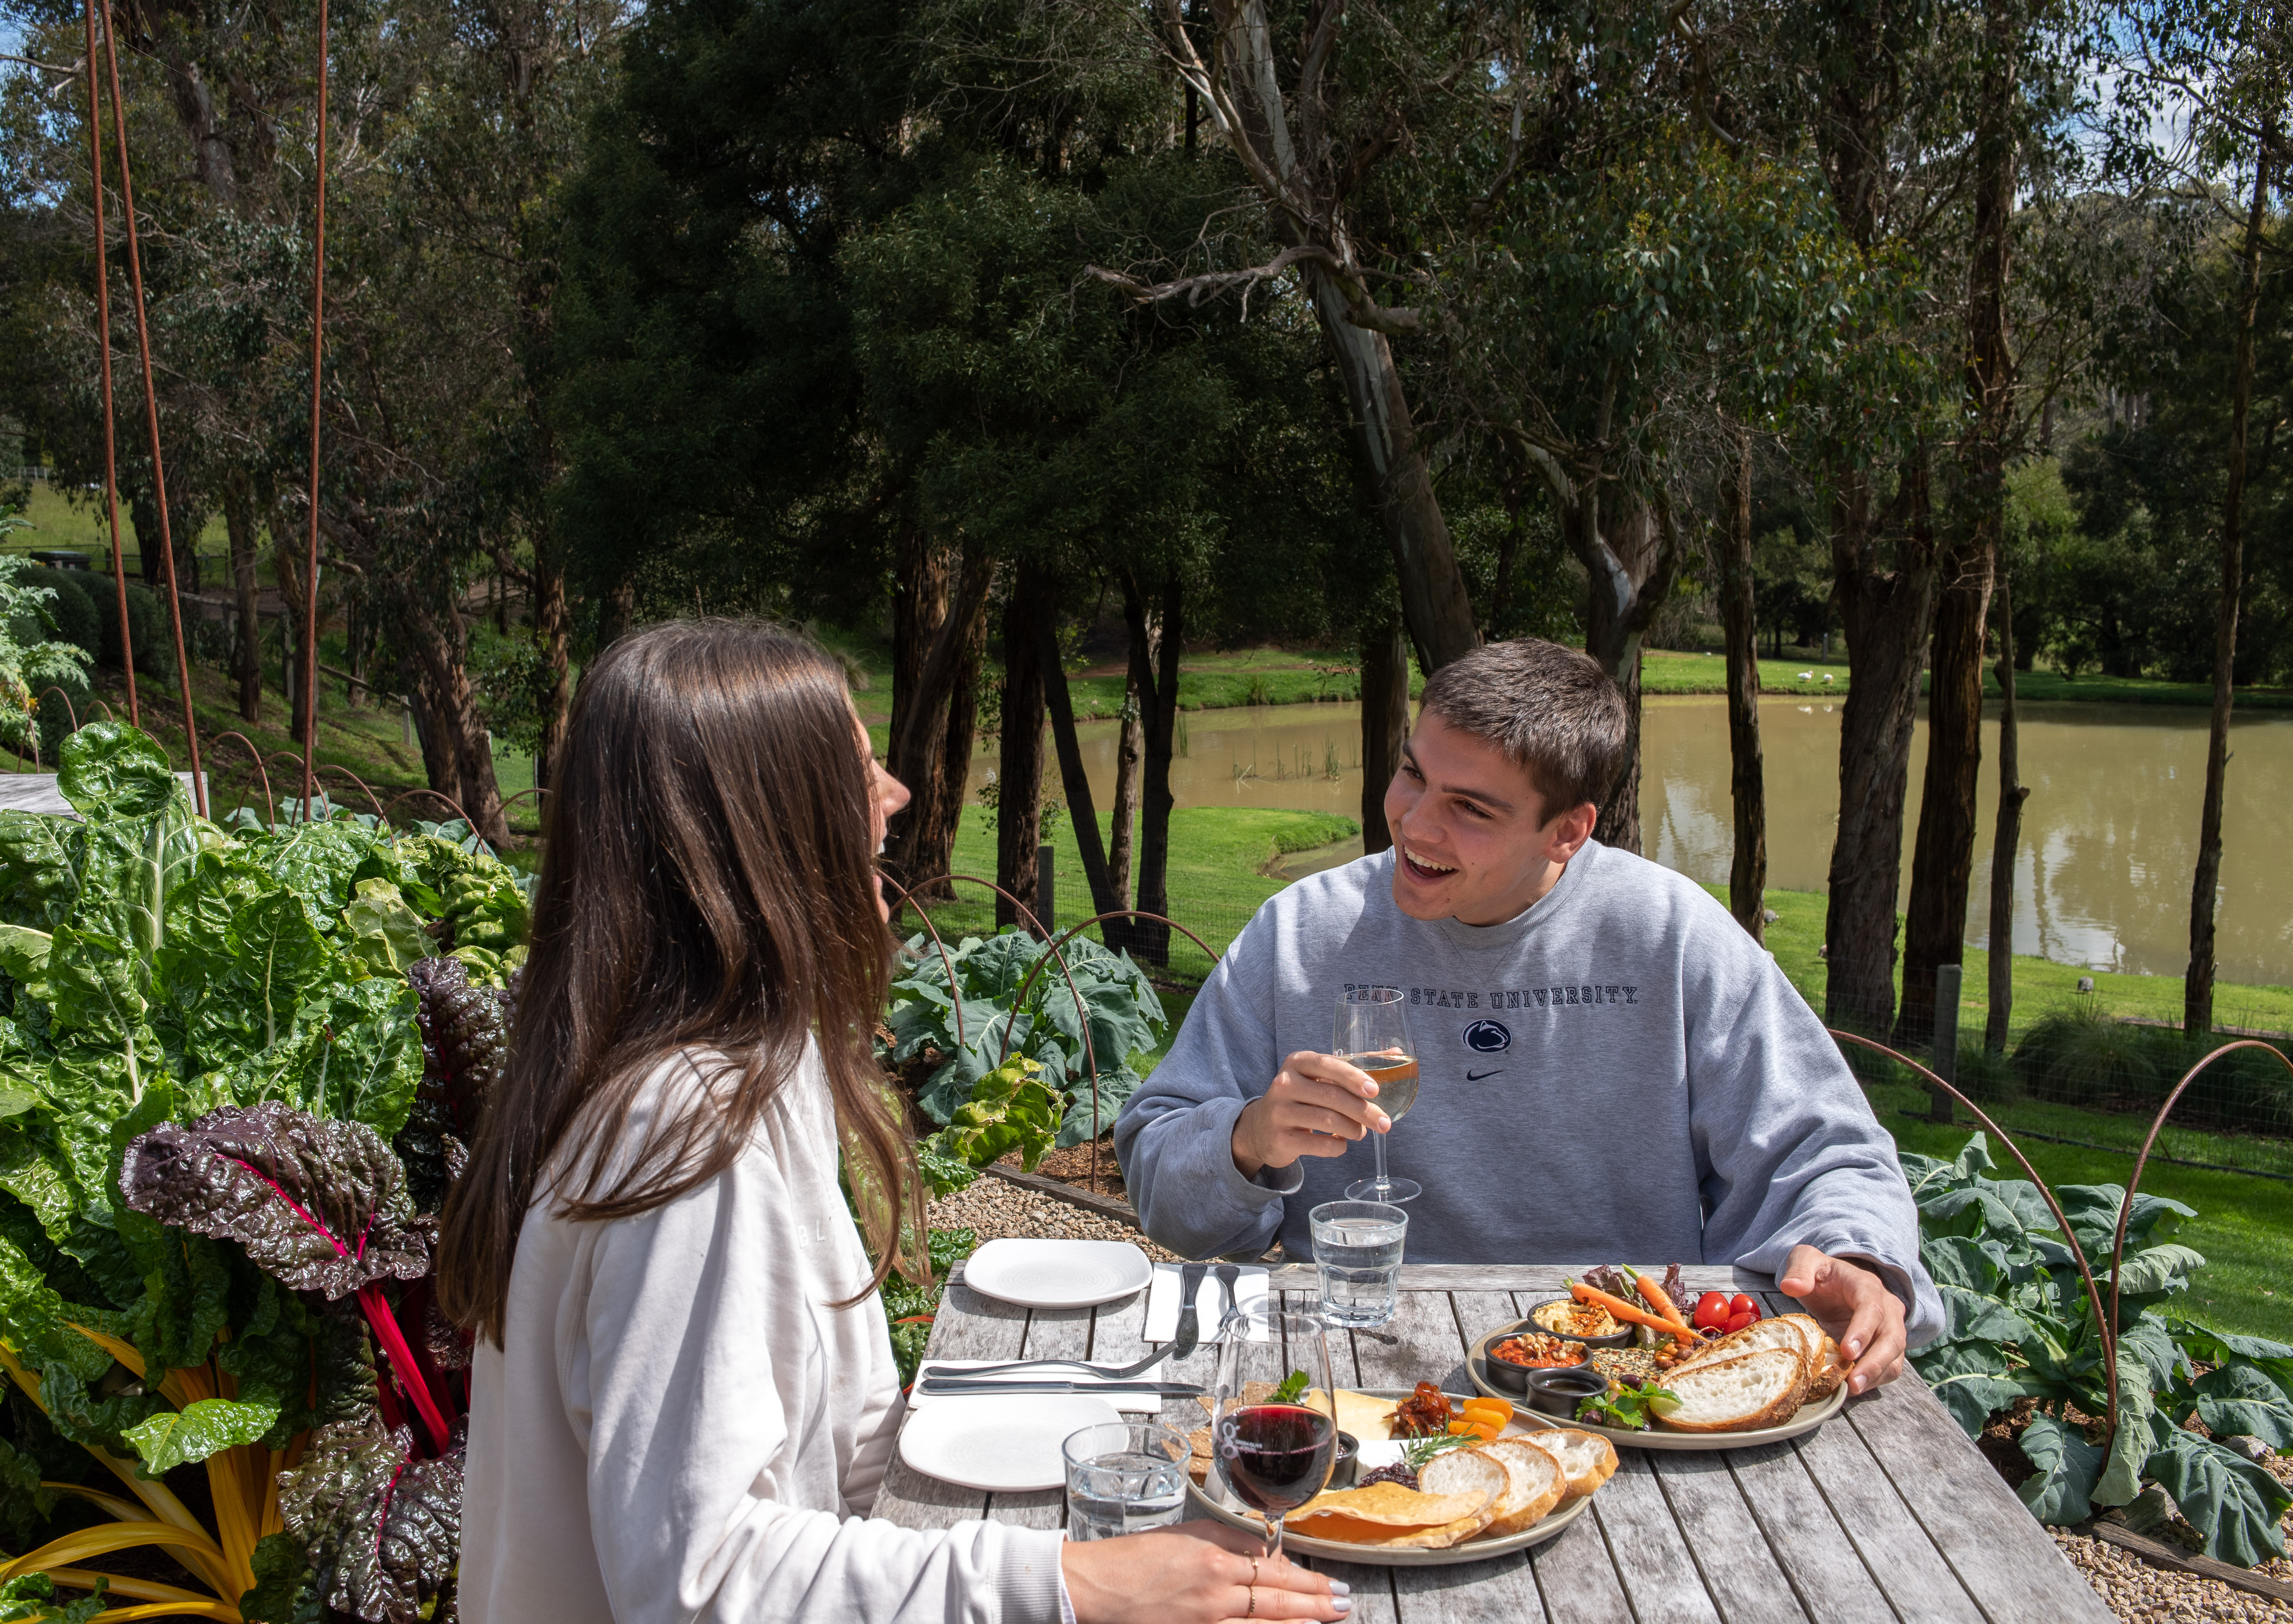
<box><xmin>2107</xmin><ymin>0</ymin><xmax>2292</xmax><ymax>1036</ymax></box>
<box><xmin>1088</xmin><ymin>0</ymin><xmax>1483</xmax><ymax>676</ymax></box>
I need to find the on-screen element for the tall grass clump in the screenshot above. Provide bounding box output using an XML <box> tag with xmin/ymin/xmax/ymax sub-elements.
<box><xmin>2012</xmin><ymin>1004</ymin><xmax>2293</xmax><ymax>1134</ymax></box>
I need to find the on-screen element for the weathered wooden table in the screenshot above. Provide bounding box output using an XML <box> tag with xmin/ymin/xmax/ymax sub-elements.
<box><xmin>875</xmin><ymin>1263</ymin><xmax>2115</xmax><ymax>1623</ymax></box>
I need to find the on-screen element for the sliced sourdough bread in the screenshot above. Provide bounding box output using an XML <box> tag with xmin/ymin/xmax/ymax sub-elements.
<box><xmin>1477</xmin><ymin>1438</ymin><xmax>1567</xmax><ymax>1536</ymax></box>
<box><xmin>1670</xmin><ymin>1316</ymin><xmax>1810</xmax><ymax>1379</ymax></box>
<box><xmin>1516</xmin><ymin>1427</ymin><xmax>1619</xmax><ymax>1498</ymax></box>
<box><xmin>1652</xmin><ymin>1347</ymin><xmax>1810</xmax><ymax>1433</ymax></box>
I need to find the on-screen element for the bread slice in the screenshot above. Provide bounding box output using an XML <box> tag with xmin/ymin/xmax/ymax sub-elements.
<box><xmin>1670</xmin><ymin>1315</ymin><xmax>1810</xmax><ymax>1379</ymax></box>
<box><xmin>1808</xmin><ymin>1332</ymin><xmax>1851</xmax><ymax>1399</ymax></box>
<box><xmin>1477</xmin><ymin>1438</ymin><xmax>1566</xmax><ymax>1536</ymax></box>
<box><xmin>1652</xmin><ymin>1347</ymin><xmax>1810</xmax><ymax>1433</ymax></box>
<box><xmin>1516</xmin><ymin>1427</ymin><xmax>1619</xmax><ymax>1499</ymax></box>
<box><xmin>1392</xmin><ymin>1449</ymin><xmax>1509</xmax><ymax>1547</ymax></box>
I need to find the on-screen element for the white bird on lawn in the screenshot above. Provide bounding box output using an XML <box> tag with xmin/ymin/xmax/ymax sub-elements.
<box><xmin>1797</xmin><ymin>671</ymin><xmax>1814</xmax><ymax>681</ymax></box>
<box><xmin>1821</xmin><ymin>673</ymin><xmax>1836</xmax><ymax>684</ymax></box>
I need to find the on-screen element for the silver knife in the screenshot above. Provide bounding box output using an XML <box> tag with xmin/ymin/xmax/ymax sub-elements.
<box><xmin>1171</xmin><ymin>1261</ymin><xmax>1208</xmax><ymax>1359</ymax></box>
<box><xmin>916</xmin><ymin>1379</ymin><xmax>1208</xmax><ymax>1397</ymax></box>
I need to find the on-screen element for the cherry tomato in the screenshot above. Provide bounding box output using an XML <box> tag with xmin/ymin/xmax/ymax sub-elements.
<box><xmin>1693</xmin><ymin>1291</ymin><xmax>1731</xmax><ymax>1328</ymax></box>
<box><xmin>1729</xmin><ymin>1294</ymin><xmax>1759</xmax><ymax>1320</ymax></box>
<box><xmin>1723</xmin><ymin>1309</ymin><xmax>1757</xmax><ymax>1334</ymax></box>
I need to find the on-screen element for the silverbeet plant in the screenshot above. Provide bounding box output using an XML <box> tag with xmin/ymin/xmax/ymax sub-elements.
<box><xmin>1903</xmin><ymin>1133</ymin><xmax>2293</xmax><ymax>1566</ymax></box>
<box><xmin>0</xmin><ymin>723</ymin><xmax>523</xmax><ymax>1622</ymax></box>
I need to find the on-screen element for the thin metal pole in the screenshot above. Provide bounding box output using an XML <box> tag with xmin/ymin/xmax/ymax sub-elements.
<box><xmin>82</xmin><ymin>0</ymin><xmax>136</xmax><ymax>726</ymax></box>
<box><xmin>299</xmin><ymin>0</ymin><xmax>329</xmax><ymax>819</ymax></box>
<box><xmin>98</xmin><ymin>15</ymin><xmax>204</xmax><ymax>815</ymax></box>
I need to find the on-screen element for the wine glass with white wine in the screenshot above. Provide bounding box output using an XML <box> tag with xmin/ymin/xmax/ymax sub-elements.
<box><xmin>1336</xmin><ymin>987</ymin><xmax>1419</xmax><ymax>1203</ymax></box>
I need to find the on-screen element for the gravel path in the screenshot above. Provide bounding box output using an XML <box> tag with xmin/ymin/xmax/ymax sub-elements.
<box><xmin>2050</xmin><ymin>1449</ymin><xmax>2293</xmax><ymax>1621</ymax></box>
<box><xmin>930</xmin><ymin>1173</ymin><xmax>1183</xmax><ymax>1261</ymax></box>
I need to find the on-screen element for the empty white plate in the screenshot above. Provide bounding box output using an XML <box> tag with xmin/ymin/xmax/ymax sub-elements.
<box><xmin>960</xmin><ymin>1238</ymin><xmax>1153</xmax><ymax>1309</ymax></box>
<box><xmin>897</xmin><ymin>1393</ymin><xmax>1124</xmax><ymax>1491</ymax></box>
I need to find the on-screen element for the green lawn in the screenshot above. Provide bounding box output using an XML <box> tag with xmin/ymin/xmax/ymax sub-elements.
<box><xmin>1876</xmin><ymin>1081</ymin><xmax>2293</xmax><ymax>1344</ymax></box>
<box><xmin>899</xmin><ymin>802</ymin><xmax>1356</xmax><ymax>987</ymax></box>
<box><xmin>4</xmin><ymin>478</ymin><xmax>231</xmax><ymax>575</ymax></box>
<box><xmin>1730</xmin><ymin>884</ymin><xmax>2293</xmax><ymax>1040</ymax></box>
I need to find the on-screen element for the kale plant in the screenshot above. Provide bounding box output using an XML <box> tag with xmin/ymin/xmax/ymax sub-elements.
<box><xmin>885</xmin><ymin>929</ymin><xmax>1166</xmax><ymax>1152</ymax></box>
<box><xmin>1903</xmin><ymin>1133</ymin><xmax>2293</xmax><ymax>1565</ymax></box>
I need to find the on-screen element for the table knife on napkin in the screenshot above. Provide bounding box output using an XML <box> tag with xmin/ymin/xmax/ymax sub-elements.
<box><xmin>914</xmin><ymin>1378</ymin><xmax>1209</xmax><ymax>1398</ymax></box>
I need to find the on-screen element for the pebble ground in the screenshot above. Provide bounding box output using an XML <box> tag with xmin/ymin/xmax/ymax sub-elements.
<box><xmin>934</xmin><ymin>1170</ymin><xmax>2293</xmax><ymax>1620</ymax></box>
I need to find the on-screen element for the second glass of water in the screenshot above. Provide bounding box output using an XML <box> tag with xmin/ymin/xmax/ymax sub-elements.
<box><xmin>1062</xmin><ymin>1421</ymin><xmax>1190</xmax><ymax>1541</ymax></box>
<box><xmin>1310</xmin><ymin>1199</ymin><xmax>1407</xmax><ymax>1327</ymax></box>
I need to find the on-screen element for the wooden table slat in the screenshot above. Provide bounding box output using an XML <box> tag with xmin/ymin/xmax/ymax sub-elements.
<box><xmin>1844</xmin><ymin>1378</ymin><xmax>2117</xmax><ymax>1624</ymax></box>
<box><xmin>1638</xmin><ymin>1445</ymin><xmax>1812</xmax><ymax>1622</ymax></box>
<box><xmin>1719</xmin><ymin>1439</ymin><xmax>1900</xmax><ymax>1623</ymax></box>
<box><xmin>1588</xmin><ymin>1448</ymin><xmax>1726</xmax><ymax>1623</ymax></box>
<box><xmin>1790</xmin><ymin>1399</ymin><xmax>1988</xmax><ymax>1624</ymax></box>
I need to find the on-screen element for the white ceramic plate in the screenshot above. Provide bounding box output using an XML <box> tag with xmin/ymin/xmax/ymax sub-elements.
<box><xmin>961</xmin><ymin>1238</ymin><xmax>1154</xmax><ymax>1310</ymax></box>
<box><xmin>1186</xmin><ymin>1391</ymin><xmax>1593</xmax><ymax>1566</ymax></box>
<box><xmin>896</xmin><ymin>1393</ymin><xmax>1125</xmax><ymax>1492</ymax></box>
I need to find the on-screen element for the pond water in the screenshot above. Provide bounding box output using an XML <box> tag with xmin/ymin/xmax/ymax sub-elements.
<box><xmin>980</xmin><ymin>696</ymin><xmax>2293</xmax><ymax>987</ymax></box>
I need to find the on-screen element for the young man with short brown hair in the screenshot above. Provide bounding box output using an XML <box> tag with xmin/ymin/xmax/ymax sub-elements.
<box><xmin>1115</xmin><ymin>637</ymin><xmax>1938</xmax><ymax>1390</ymax></box>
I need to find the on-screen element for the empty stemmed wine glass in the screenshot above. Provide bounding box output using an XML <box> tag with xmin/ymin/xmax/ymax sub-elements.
<box><xmin>1336</xmin><ymin>987</ymin><xmax>1420</xmax><ymax>1203</ymax></box>
<box><xmin>1211</xmin><ymin>1309</ymin><xmax>1338</xmax><ymax>1561</ymax></box>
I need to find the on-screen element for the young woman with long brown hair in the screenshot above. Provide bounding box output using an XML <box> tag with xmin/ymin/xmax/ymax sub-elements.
<box><xmin>440</xmin><ymin>621</ymin><xmax>1347</xmax><ymax>1624</ymax></box>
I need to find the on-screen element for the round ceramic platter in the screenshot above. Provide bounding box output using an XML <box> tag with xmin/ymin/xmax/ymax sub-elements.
<box><xmin>897</xmin><ymin>1393</ymin><xmax>1125</xmax><ymax>1491</ymax></box>
<box><xmin>960</xmin><ymin>1238</ymin><xmax>1154</xmax><ymax>1309</ymax></box>
<box><xmin>1467</xmin><ymin>1327</ymin><xmax>1849</xmax><ymax>1450</ymax></box>
<box><xmin>1184</xmin><ymin>1391</ymin><xmax>1593</xmax><ymax>1566</ymax></box>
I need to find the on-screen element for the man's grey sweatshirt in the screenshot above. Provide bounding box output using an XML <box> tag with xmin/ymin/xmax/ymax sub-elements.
<box><xmin>1115</xmin><ymin>842</ymin><xmax>1945</xmax><ymax>1348</ymax></box>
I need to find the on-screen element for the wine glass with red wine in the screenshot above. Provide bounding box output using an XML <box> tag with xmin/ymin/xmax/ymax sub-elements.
<box><xmin>1211</xmin><ymin>1308</ymin><xmax>1338</xmax><ymax>1560</ymax></box>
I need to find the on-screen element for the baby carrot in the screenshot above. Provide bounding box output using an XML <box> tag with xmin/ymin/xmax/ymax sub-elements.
<box><xmin>1635</xmin><ymin>1274</ymin><xmax>1692</xmax><ymax>1334</ymax></box>
<box><xmin>1569</xmin><ymin>1280</ymin><xmax>1707</xmax><ymax>1341</ymax></box>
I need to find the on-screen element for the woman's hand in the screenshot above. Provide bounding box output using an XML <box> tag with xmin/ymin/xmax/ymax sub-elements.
<box><xmin>1061</xmin><ymin>1523</ymin><xmax>1351</xmax><ymax>1624</ymax></box>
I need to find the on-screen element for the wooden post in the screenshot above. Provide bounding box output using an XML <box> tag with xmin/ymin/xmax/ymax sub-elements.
<box><xmin>1930</xmin><ymin>962</ymin><xmax>1961</xmax><ymax>1123</ymax></box>
<box><xmin>1036</xmin><ymin>844</ymin><xmax>1055</xmax><ymax>938</ymax></box>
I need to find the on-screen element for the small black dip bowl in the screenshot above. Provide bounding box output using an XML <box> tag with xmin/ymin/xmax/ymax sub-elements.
<box><xmin>1524</xmin><ymin>1365</ymin><xmax>1610</xmax><ymax>1420</ymax></box>
<box><xmin>1328</xmin><ymin>1431</ymin><xmax>1360</xmax><ymax>1489</ymax></box>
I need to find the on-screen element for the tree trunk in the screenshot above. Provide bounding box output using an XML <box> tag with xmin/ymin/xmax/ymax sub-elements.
<box><xmin>1900</xmin><ymin>8</ymin><xmax>2014</xmax><ymax>1046</ymax></box>
<box><xmin>1573</xmin><ymin>490</ymin><xmax>1684</xmax><ymax>853</ymax></box>
<box><xmin>405</xmin><ymin>602</ymin><xmax>511</xmax><ymax>848</ymax></box>
<box><xmin>224</xmin><ymin>475</ymin><xmax>261</xmax><ymax>722</ymax></box>
<box><xmin>1040</xmin><ymin>601</ymin><xmax>1123</xmax><ymax>923</ymax></box>
<box><xmin>1358</xmin><ymin>615</ymin><xmax>1409</xmax><ymax>854</ymax></box>
<box><xmin>270</xmin><ymin>508</ymin><xmax>315</xmax><ymax>746</ymax></box>
<box><xmin>925</xmin><ymin>584</ymin><xmax>989</xmax><ymax>904</ymax></box>
<box><xmin>887</xmin><ymin>541</ymin><xmax>993</xmax><ymax>904</ymax></box>
<box><xmin>1823</xmin><ymin>460</ymin><xmax>1941</xmax><ymax>1035</ymax></box>
<box><xmin>1985</xmin><ymin>576</ymin><xmax>2030</xmax><ymax>1052</ymax></box>
<box><xmin>529</xmin><ymin>532</ymin><xmax>573</xmax><ymax>792</ymax></box>
<box><xmin>1108</xmin><ymin>667</ymin><xmax>1142</xmax><ymax>906</ymax></box>
<box><xmin>1306</xmin><ymin>280</ymin><xmax>1480</xmax><ymax>671</ymax></box>
<box><xmin>1722</xmin><ymin>432</ymin><xmax>1766</xmax><ymax>942</ymax></box>
<box><xmin>1122</xmin><ymin>568</ymin><xmax>1183</xmax><ymax>965</ymax></box>
<box><xmin>2186</xmin><ymin>122</ymin><xmax>2275</xmax><ymax>1039</ymax></box>
<box><xmin>995</xmin><ymin>564</ymin><xmax>1048</xmax><ymax>931</ymax></box>
<box><xmin>1196</xmin><ymin>0</ymin><xmax>1479</xmax><ymax>671</ymax></box>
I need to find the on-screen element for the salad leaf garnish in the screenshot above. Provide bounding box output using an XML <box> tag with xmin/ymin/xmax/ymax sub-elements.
<box><xmin>1577</xmin><ymin>1379</ymin><xmax>1680</xmax><ymax>1431</ymax></box>
<box><xmin>1273</xmin><ymin>1369</ymin><xmax>1310</xmax><ymax>1404</ymax></box>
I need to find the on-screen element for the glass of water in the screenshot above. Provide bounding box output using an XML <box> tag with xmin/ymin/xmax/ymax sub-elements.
<box><xmin>1062</xmin><ymin>1421</ymin><xmax>1190</xmax><ymax>1541</ymax></box>
<box><xmin>1310</xmin><ymin>1199</ymin><xmax>1408</xmax><ymax>1327</ymax></box>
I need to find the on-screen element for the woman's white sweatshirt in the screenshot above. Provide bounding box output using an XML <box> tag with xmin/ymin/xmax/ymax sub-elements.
<box><xmin>461</xmin><ymin>1044</ymin><xmax>1070</xmax><ymax>1624</ymax></box>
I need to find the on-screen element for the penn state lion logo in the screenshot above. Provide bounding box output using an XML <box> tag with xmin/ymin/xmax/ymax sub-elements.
<box><xmin>1462</xmin><ymin>1018</ymin><xmax>1512</xmax><ymax>1054</ymax></box>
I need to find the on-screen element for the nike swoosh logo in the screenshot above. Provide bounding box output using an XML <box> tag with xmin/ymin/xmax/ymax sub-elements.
<box><xmin>1465</xmin><ymin>1068</ymin><xmax>1504</xmax><ymax>1082</ymax></box>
